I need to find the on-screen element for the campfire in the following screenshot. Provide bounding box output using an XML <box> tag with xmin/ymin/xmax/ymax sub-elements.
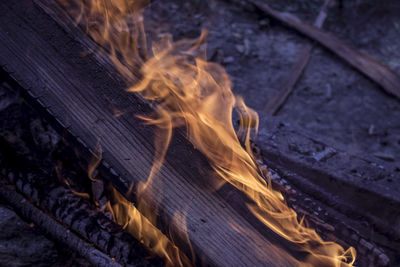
<box><xmin>0</xmin><ymin>0</ymin><xmax>399</xmax><ymax>266</ymax></box>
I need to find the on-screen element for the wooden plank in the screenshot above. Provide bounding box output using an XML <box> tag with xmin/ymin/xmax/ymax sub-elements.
<box><xmin>0</xmin><ymin>1</ymin><xmax>298</xmax><ymax>266</ymax></box>
<box><xmin>248</xmin><ymin>0</ymin><xmax>400</xmax><ymax>100</ymax></box>
<box><xmin>40</xmin><ymin>0</ymin><xmax>400</xmax><ymax>258</ymax></box>
<box><xmin>264</xmin><ymin>0</ymin><xmax>331</xmax><ymax>115</ymax></box>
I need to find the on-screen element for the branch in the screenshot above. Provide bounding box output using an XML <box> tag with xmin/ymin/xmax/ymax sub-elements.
<box><xmin>265</xmin><ymin>0</ymin><xmax>331</xmax><ymax>115</ymax></box>
<box><xmin>249</xmin><ymin>0</ymin><xmax>400</xmax><ymax>100</ymax></box>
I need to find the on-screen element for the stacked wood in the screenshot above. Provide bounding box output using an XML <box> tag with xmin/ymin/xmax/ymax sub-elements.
<box><xmin>0</xmin><ymin>183</ymin><xmax>123</xmax><ymax>267</ymax></box>
<box><xmin>0</xmin><ymin>147</ymin><xmax>162</xmax><ymax>266</ymax></box>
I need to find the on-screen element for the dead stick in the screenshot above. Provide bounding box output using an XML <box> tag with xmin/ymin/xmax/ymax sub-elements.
<box><xmin>0</xmin><ymin>184</ymin><xmax>123</xmax><ymax>267</ymax></box>
<box><xmin>265</xmin><ymin>0</ymin><xmax>331</xmax><ymax>115</ymax></box>
<box><xmin>249</xmin><ymin>0</ymin><xmax>400</xmax><ymax>100</ymax></box>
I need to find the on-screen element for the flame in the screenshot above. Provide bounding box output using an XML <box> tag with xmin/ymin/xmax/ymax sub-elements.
<box><xmin>107</xmin><ymin>186</ymin><xmax>192</xmax><ymax>266</ymax></box>
<box><xmin>61</xmin><ymin>0</ymin><xmax>356</xmax><ymax>265</ymax></box>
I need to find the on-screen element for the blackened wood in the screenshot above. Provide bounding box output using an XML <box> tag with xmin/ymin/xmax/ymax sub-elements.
<box><xmin>1</xmin><ymin>163</ymin><xmax>162</xmax><ymax>267</ymax></box>
<box><xmin>0</xmin><ymin>183</ymin><xmax>122</xmax><ymax>267</ymax></box>
<box><xmin>33</xmin><ymin>0</ymin><xmax>400</xmax><ymax>261</ymax></box>
<box><xmin>0</xmin><ymin>1</ymin><xmax>297</xmax><ymax>266</ymax></box>
<box><xmin>248</xmin><ymin>0</ymin><xmax>400</xmax><ymax>100</ymax></box>
<box><xmin>257</xmin><ymin>115</ymin><xmax>400</xmax><ymax>248</ymax></box>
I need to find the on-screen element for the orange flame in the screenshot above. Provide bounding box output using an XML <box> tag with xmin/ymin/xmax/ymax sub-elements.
<box><xmin>107</xmin><ymin>186</ymin><xmax>192</xmax><ymax>266</ymax></box>
<box><xmin>62</xmin><ymin>0</ymin><xmax>356</xmax><ymax>265</ymax></box>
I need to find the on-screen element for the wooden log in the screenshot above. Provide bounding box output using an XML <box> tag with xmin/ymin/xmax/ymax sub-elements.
<box><xmin>264</xmin><ymin>0</ymin><xmax>331</xmax><ymax>115</ymax></box>
<box><xmin>0</xmin><ymin>183</ymin><xmax>123</xmax><ymax>267</ymax></box>
<box><xmin>256</xmin><ymin>115</ymin><xmax>400</xmax><ymax>245</ymax></box>
<box><xmin>0</xmin><ymin>1</ymin><xmax>298</xmax><ymax>266</ymax></box>
<box><xmin>248</xmin><ymin>0</ymin><xmax>400</xmax><ymax>100</ymax></box>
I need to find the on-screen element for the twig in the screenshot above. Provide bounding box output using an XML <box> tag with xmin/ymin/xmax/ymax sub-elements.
<box><xmin>265</xmin><ymin>0</ymin><xmax>331</xmax><ymax>115</ymax></box>
<box><xmin>0</xmin><ymin>183</ymin><xmax>122</xmax><ymax>267</ymax></box>
<box><xmin>248</xmin><ymin>0</ymin><xmax>400</xmax><ymax>100</ymax></box>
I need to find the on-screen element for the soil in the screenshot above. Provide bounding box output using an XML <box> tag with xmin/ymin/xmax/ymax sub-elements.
<box><xmin>145</xmin><ymin>0</ymin><xmax>400</xmax><ymax>167</ymax></box>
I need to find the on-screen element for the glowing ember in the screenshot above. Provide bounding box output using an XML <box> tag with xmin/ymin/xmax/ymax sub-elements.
<box><xmin>62</xmin><ymin>0</ymin><xmax>356</xmax><ymax>265</ymax></box>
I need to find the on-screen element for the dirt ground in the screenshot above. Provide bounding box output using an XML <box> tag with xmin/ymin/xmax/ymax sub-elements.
<box><xmin>145</xmin><ymin>0</ymin><xmax>400</xmax><ymax>168</ymax></box>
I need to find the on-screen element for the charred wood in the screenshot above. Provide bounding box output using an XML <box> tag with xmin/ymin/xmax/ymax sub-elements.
<box><xmin>0</xmin><ymin>1</ymin><xmax>299</xmax><ymax>266</ymax></box>
<box><xmin>0</xmin><ymin>183</ymin><xmax>122</xmax><ymax>267</ymax></box>
<box><xmin>0</xmin><ymin>142</ymin><xmax>162</xmax><ymax>267</ymax></box>
<box><xmin>0</xmin><ymin>0</ymin><xmax>398</xmax><ymax>266</ymax></box>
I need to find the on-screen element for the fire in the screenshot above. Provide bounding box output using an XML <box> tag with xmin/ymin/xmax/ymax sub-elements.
<box><xmin>107</xmin><ymin>186</ymin><xmax>192</xmax><ymax>266</ymax></box>
<box><xmin>61</xmin><ymin>0</ymin><xmax>356</xmax><ymax>265</ymax></box>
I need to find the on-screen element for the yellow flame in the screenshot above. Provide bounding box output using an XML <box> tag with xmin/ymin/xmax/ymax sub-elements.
<box><xmin>61</xmin><ymin>0</ymin><xmax>356</xmax><ymax>265</ymax></box>
<box><xmin>107</xmin><ymin>186</ymin><xmax>193</xmax><ymax>266</ymax></box>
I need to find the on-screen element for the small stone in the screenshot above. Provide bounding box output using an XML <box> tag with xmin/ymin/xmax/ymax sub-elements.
<box><xmin>313</xmin><ymin>147</ymin><xmax>336</xmax><ymax>161</ymax></box>
<box><xmin>259</xmin><ymin>19</ymin><xmax>269</xmax><ymax>26</ymax></box>
<box><xmin>326</xmin><ymin>83</ymin><xmax>332</xmax><ymax>99</ymax></box>
<box><xmin>244</xmin><ymin>39</ymin><xmax>250</xmax><ymax>55</ymax></box>
<box><xmin>374</xmin><ymin>152</ymin><xmax>395</xmax><ymax>162</ymax></box>
<box><xmin>373</xmin><ymin>248</ymin><xmax>382</xmax><ymax>257</ymax></box>
<box><xmin>377</xmin><ymin>253</ymin><xmax>390</xmax><ymax>266</ymax></box>
<box><xmin>245</xmin><ymin>29</ymin><xmax>253</xmax><ymax>35</ymax></box>
<box><xmin>232</xmin><ymin>32</ymin><xmax>242</xmax><ymax>39</ymax></box>
<box><xmin>359</xmin><ymin>239</ymin><xmax>374</xmax><ymax>251</ymax></box>
<box><xmin>368</xmin><ymin>124</ymin><xmax>375</xmax><ymax>135</ymax></box>
<box><xmin>235</xmin><ymin>44</ymin><xmax>245</xmax><ymax>54</ymax></box>
<box><xmin>260</xmin><ymin>165</ymin><xmax>268</xmax><ymax>171</ymax></box>
<box><xmin>223</xmin><ymin>56</ymin><xmax>235</xmax><ymax>64</ymax></box>
<box><xmin>350</xmin><ymin>233</ymin><xmax>359</xmax><ymax>243</ymax></box>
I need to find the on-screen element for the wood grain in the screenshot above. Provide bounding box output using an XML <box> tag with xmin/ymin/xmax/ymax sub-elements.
<box><xmin>0</xmin><ymin>1</ymin><xmax>297</xmax><ymax>266</ymax></box>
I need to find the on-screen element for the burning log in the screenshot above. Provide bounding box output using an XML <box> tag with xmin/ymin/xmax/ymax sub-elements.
<box><xmin>0</xmin><ymin>0</ymin><xmax>365</xmax><ymax>265</ymax></box>
<box><xmin>0</xmin><ymin>1</ymin><xmax>302</xmax><ymax>266</ymax></box>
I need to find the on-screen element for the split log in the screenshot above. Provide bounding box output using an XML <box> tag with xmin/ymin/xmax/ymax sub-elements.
<box><xmin>0</xmin><ymin>1</ymin><xmax>299</xmax><ymax>266</ymax></box>
<box><xmin>264</xmin><ymin>0</ymin><xmax>331</xmax><ymax>115</ymax></box>
<box><xmin>247</xmin><ymin>0</ymin><xmax>400</xmax><ymax>100</ymax></box>
<box><xmin>0</xmin><ymin>183</ymin><xmax>122</xmax><ymax>267</ymax></box>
